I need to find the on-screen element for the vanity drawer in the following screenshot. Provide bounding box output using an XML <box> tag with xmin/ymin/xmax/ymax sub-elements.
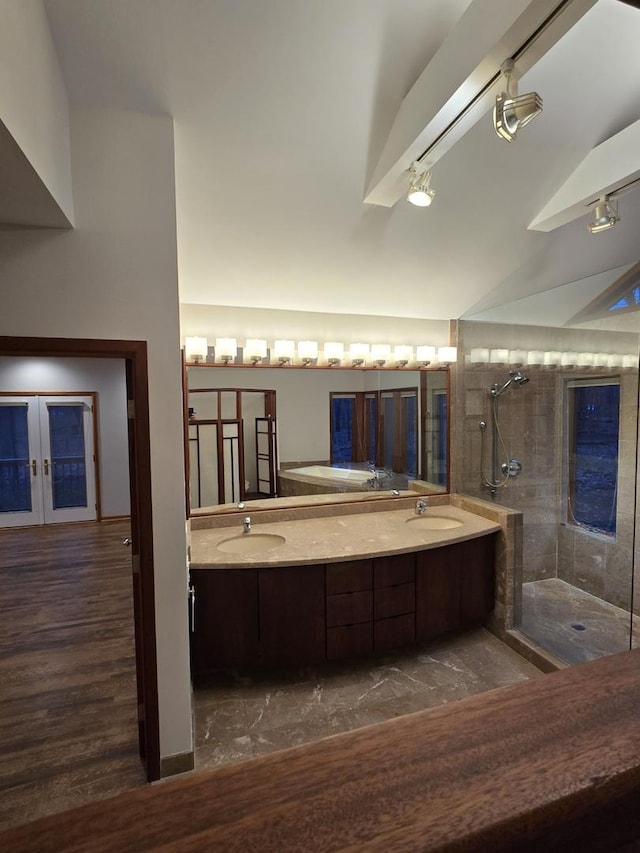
<box><xmin>326</xmin><ymin>559</ymin><xmax>373</xmax><ymax>595</ymax></box>
<box><xmin>374</xmin><ymin>554</ymin><xmax>415</xmax><ymax>588</ymax></box>
<box><xmin>327</xmin><ymin>623</ymin><xmax>373</xmax><ymax>660</ymax></box>
<box><xmin>374</xmin><ymin>613</ymin><xmax>415</xmax><ymax>652</ymax></box>
<box><xmin>327</xmin><ymin>590</ymin><xmax>373</xmax><ymax>627</ymax></box>
<box><xmin>374</xmin><ymin>582</ymin><xmax>415</xmax><ymax>620</ymax></box>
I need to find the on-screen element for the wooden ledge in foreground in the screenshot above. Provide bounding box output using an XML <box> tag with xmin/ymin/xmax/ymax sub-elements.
<box><xmin>3</xmin><ymin>649</ymin><xmax>640</xmax><ymax>852</ymax></box>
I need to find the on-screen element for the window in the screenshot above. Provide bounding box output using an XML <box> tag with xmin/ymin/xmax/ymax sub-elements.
<box><xmin>566</xmin><ymin>378</ymin><xmax>620</xmax><ymax>535</ymax></box>
<box><xmin>329</xmin><ymin>392</ymin><xmax>377</xmax><ymax>464</ymax></box>
<box><xmin>330</xmin><ymin>388</ymin><xmax>417</xmax><ymax>476</ymax></box>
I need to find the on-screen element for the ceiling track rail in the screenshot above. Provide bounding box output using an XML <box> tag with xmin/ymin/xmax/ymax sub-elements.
<box><xmin>416</xmin><ymin>0</ymin><xmax>577</xmax><ymax>167</ymax></box>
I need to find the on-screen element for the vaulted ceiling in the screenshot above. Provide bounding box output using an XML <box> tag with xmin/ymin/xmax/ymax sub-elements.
<box><xmin>43</xmin><ymin>0</ymin><xmax>640</xmax><ymax>325</ymax></box>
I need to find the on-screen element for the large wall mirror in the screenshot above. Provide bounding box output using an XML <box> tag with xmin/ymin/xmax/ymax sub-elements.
<box><xmin>186</xmin><ymin>365</ymin><xmax>449</xmax><ymax>512</ymax></box>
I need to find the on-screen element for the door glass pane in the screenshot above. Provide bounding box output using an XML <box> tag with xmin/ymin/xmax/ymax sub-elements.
<box><xmin>48</xmin><ymin>405</ymin><xmax>88</xmax><ymax>509</ymax></box>
<box><xmin>331</xmin><ymin>396</ymin><xmax>354</xmax><ymax>463</ymax></box>
<box><xmin>0</xmin><ymin>405</ymin><xmax>32</xmax><ymax>513</ymax></box>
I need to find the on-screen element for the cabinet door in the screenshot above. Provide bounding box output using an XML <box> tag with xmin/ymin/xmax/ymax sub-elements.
<box><xmin>374</xmin><ymin>582</ymin><xmax>415</xmax><ymax>621</ymax></box>
<box><xmin>374</xmin><ymin>614</ymin><xmax>415</xmax><ymax>652</ymax></box>
<box><xmin>259</xmin><ymin>565</ymin><xmax>326</xmax><ymax>665</ymax></box>
<box><xmin>460</xmin><ymin>535</ymin><xmax>496</xmax><ymax>624</ymax></box>
<box><xmin>374</xmin><ymin>553</ymin><xmax>415</xmax><ymax>588</ymax></box>
<box><xmin>190</xmin><ymin>569</ymin><xmax>259</xmax><ymax>673</ymax></box>
<box><xmin>326</xmin><ymin>559</ymin><xmax>372</xmax><ymax>594</ymax></box>
<box><xmin>416</xmin><ymin>545</ymin><xmax>461</xmax><ymax>641</ymax></box>
<box><xmin>327</xmin><ymin>590</ymin><xmax>373</xmax><ymax>628</ymax></box>
<box><xmin>327</xmin><ymin>623</ymin><xmax>373</xmax><ymax>660</ymax></box>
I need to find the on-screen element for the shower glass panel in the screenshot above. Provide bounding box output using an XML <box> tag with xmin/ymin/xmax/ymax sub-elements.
<box><xmin>457</xmin><ymin>319</ymin><xmax>638</xmax><ymax>668</ymax></box>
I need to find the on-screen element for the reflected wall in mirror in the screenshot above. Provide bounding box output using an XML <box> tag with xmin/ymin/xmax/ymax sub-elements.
<box><xmin>186</xmin><ymin>366</ymin><xmax>448</xmax><ymax>511</ymax></box>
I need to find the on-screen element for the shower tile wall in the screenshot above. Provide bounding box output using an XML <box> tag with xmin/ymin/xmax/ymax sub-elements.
<box><xmin>452</xmin><ymin>320</ymin><xmax>640</xmax><ymax>628</ymax></box>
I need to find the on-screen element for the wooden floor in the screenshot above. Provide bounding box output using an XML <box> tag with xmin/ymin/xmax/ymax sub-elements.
<box><xmin>0</xmin><ymin>520</ymin><xmax>146</xmax><ymax>831</ymax></box>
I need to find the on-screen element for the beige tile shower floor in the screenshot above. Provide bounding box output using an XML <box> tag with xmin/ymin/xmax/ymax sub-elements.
<box><xmin>192</xmin><ymin>628</ymin><xmax>542</xmax><ymax>771</ymax></box>
<box><xmin>520</xmin><ymin>578</ymin><xmax>640</xmax><ymax>665</ymax></box>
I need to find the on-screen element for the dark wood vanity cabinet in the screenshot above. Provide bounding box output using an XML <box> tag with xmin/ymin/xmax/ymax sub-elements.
<box><xmin>190</xmin><ymin>565</ymin><xmax>325</xmax><ymax>673</ymax></box>
<box><xmin>259</xmin><ymin>565</ymin><xmax>326</xmax><ymax>666</ymax></box>
<box><xmin>373</xmin><ymin>554</ymin><xmax>416</xmax><ymax>653</ymax></box>
<box><xmin>190</xmin><ymin>568</ymin><xmax>259</xmax><ymax>671</ymax></box>
<box><xmin>190</xmin><ymin>534</ymin><xmax>496</xmax><ymax>675</ymax></box>
<box><xmin>416</xmin><ymin>536</ymin><xmax>495</xmax><ymax>642</ymax></box>
<box><xmin>326</xmin><ymin>559</ymin><xmax>374</xmax><ymax>661</ymax></box>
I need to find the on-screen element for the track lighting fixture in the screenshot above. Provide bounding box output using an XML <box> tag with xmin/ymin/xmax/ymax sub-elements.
<box><xmin>587</xmin><ymin>196</ymin><xmax>619</xmax><ymax>234</ymax></box>
<box><xmin>493</xmin><ymin>60</ymin><xmax>542</xmax><ymax>142</ymax></box>
<box><xmin>406</xmin><ymin>164</ymin><xmax>436</xmax><ymax>207</ymax></box>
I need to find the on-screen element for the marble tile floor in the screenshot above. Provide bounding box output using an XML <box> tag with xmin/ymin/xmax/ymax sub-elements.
<box><xmin>520</xmin><ymin>578</ymin><xmax>640</xmax><ymax>665</ymax></box>
<box><xmin>193</xmin><ymin>627</ymin><xmax>542</xmax><ymax>771</ymax></box>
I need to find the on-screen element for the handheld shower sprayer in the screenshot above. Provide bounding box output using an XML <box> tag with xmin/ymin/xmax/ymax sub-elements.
<box><xmin>481</xmin><ymin>369</ymin><xmax>530</xmax><ymax>492</ymax></box>
<box><xmin>490</xmin><ymin>369</ymin><xmax>529</xmax><ymax>397</ymax></box>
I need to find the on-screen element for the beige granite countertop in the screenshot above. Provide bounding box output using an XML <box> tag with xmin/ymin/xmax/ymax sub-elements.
<box><xmin>189</xmin><ymin>505</ymin><xmax>500</xmax><ymax>569</ymax></box>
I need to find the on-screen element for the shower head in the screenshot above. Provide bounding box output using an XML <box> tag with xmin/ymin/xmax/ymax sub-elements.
<box><xmin>511</xmin><ymin>370</ymin><xmax>529</xmax><ymax>386</ymax></box>
<box><xmin>490</xmin><ymin>369</ymin><xmax>529</xmax><ymax>397</ymax></box>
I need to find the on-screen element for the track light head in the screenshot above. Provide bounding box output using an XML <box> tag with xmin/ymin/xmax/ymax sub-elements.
<box><xmin>406</xmin><ymin>165</ymin><xmax>436</xmax><ymax>207</ymax></box>
<box><xmin>587</xmin><ymin>196</ymin><xmax>619</xmax><ymax>233</ymax></box>
<box><xmin>493</xmin><ymin>60</ymin><xmax>543</xmax><ymax>142</ymax></box>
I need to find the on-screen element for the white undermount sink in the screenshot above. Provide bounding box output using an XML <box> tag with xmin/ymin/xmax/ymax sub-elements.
<box><xmin>216</xmin><ymin>532</ymin><xmax>286</xmax><ymax>554</ymax></box>
<box><xmin>406</xmin><ymin>515</ymin><xmax>463</xmax><ymax>530</ymax></box>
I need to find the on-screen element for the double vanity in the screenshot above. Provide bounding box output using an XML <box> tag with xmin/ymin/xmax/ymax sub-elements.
<box><xmin>189</xmin><ymin>501</ymin><xmax>501</xmax><ymax>673</ymax></box>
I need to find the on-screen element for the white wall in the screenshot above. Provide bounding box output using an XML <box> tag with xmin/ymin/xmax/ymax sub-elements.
<box><xmin>0</xmin><ymin>104</ymin><xmax>190</xmax><ymax>762</ymax></box>
<box><xmin>0</xmin><ymin>0</ymin><xmax>73</xmax><ymax>223</ymax></box>
<box><xmin>0</xmin><ymin>356</ymin><xmax>130</xmax><ymax>517</ymax></box>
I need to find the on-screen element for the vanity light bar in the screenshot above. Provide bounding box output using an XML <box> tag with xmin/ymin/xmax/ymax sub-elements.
<box><xmin>465</xmin><ymin>348</ymin><xmax>637</xmax><ymax>370</ymax></box>
<box><xmin>185</xmin><ymin>337</ymin><xmax>456</xmax><ymax>368</ymax></box>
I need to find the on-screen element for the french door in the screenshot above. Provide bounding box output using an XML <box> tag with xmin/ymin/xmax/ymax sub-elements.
<box><xmin>0</xmin><ymin>394</ymin><xmax>97</xmax><ymax>527</ymax></box>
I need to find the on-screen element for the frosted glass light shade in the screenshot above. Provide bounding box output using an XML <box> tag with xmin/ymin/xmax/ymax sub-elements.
<box><xmin>561</xmin><ymin>351</ymin><xmax>577</xmax><ymax>367</ymax></box>
<box><xmin>393</xmin><ymin>345</ymin><xmax>413</xmax><ymax>366</ymax></box>
<box><xmin>324</xmin><ymin>342</ymin><xmax>344</xmax><ymax>364</ymax></box>
<box><xmin>593</xmin><ymin>352</ymin><xmax>609</xmax><ymax>367</ymax></box>
<box><xmin>371</xmin><ymin>344</ymin><xmax>391</xmax><ymax>365</ymax></box>
<box><xmin>607</xmin><ymin>353</ymin><xmax>623</xmax><ymax>368</ymax></box>
<box><xmin>273</xmin><ymin>339</ymin><xmax>295</xmax><ymax>363</ymax></box>
<box><xmin>527</xmin><ymin>350</ymin><xmax>544</xmax><ymax>365</ymax></box>
<box><xmin>297</xmin><ymin>340</ymin><xmax>318</xmax><ymax>362</ymax></box>
<box><xmin>509</xmin><ymin>349</ymin><xmax>527</xmax><ymax>365</ymax></box>
<box><xmin>469</xmin><ymin>348</ymin><xmax>489</xmax><ymax>364</ymax></box>
<box><xmin>622</xmin><ymin>354</ymin><xmax>637</xmax><ymax>368</ymax></box>
<box><xmin>437</xmin><ymin>346</ymin><xmax>457</xmax><ymax>364</ymax></box>
<box><xmin>244</xmin><ymin>338</ymin><xmax>267</xmax><ymax>363</ymax></box>
<box><xmin>544</xmin><ymin>351</ymin><xmax>562</xmax><ymax>367</ymax></box>
<box><xmin>490</xmin><ymin>348</ymin><xmax>509</xmax><ymax>364</ymax></box>
<box><xmin>215</xmin><ymin>337</ymin><xmax>237</xmax><ymax>362</ymax></box>
<box><xmin>416</xmin><ymin>345</ymin><xmax>436</xmax><ymax>365</ymax></box>
<box><xmin>185</xmin><ymin>336</ymin><xmax>208</xmax><ymax>362</ymax></box>
<box><xmin>576</xmin><ymin>352</ymin><xmax>594</xmax><ymax>367</ymax></box>
<box><xmin>350</xmin><ymin>343</ymin><xmax>370</xmax><ymax>365</ymax></box>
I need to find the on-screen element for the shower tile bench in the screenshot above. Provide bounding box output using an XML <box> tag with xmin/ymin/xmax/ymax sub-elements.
<box><xmin>3</xmin><ymin>648</ymin><xmax>640</xmax><ymax>851</ymax></box>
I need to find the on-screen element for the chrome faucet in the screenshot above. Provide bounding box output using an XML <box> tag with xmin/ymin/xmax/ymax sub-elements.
<box><xmin>242</xmin><ymin>516</ymin><xmax>251</xmax><ymax>533</ymax></box>
<box><xmin>415</xmin><ymin>499</ymin><xmax>427</xmax><ymax>515</ymax></box>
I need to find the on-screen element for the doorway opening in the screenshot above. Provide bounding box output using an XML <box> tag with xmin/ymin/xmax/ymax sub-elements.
<box><xmin>0</xmin><ymin>337</ymin><xmax>160</xmax><ymax>792</ymax></box>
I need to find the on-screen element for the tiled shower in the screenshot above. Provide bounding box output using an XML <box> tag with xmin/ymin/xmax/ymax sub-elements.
<box><xmin>452</xmin><ymin>320</ymin><xmax>640</xmax><ymax>664</ymax></box>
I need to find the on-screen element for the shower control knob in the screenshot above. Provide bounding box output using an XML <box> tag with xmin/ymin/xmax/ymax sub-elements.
<box><xmin>501</xmin><ymin>459</ymin><xmax>523</xmax><ymax>477</ymax></box>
